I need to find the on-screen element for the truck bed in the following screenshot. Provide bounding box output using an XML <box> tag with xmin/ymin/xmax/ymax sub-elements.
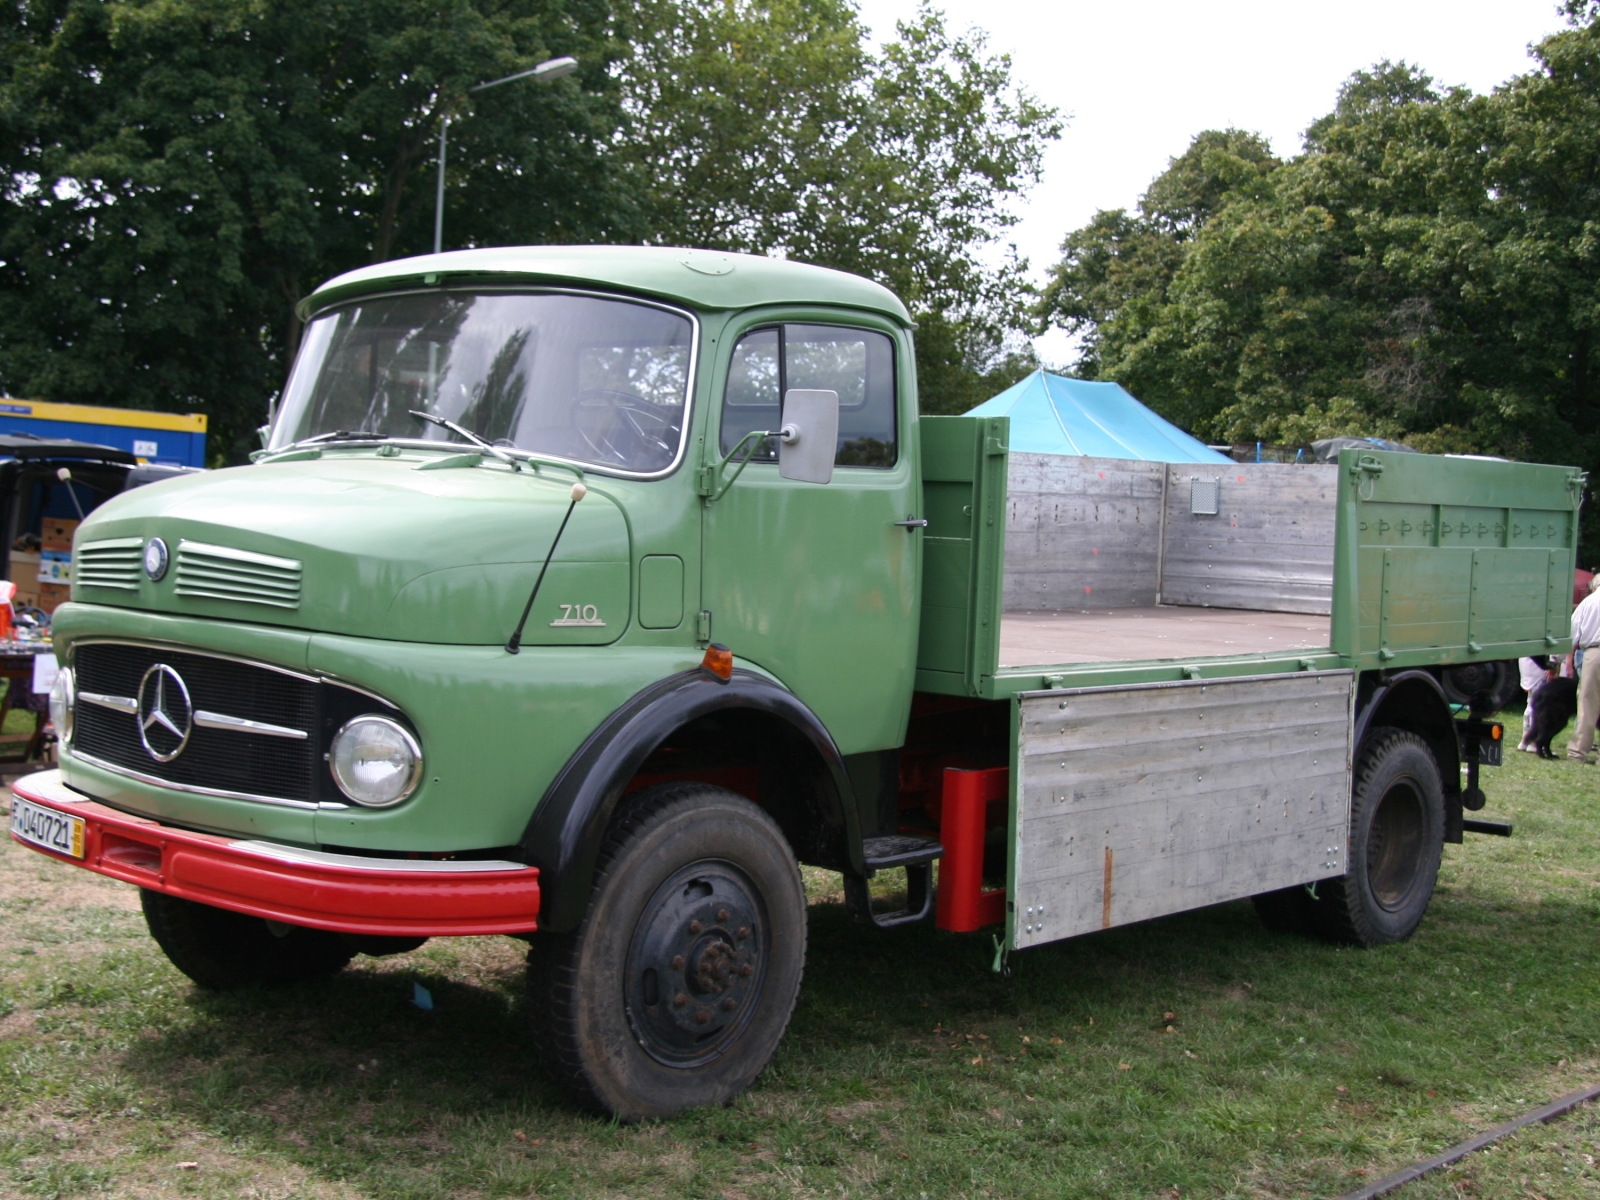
<box><xmin>998</xmin><ymin>605</ymin><xmax>1330</xmax><ymax>668</ymax></box>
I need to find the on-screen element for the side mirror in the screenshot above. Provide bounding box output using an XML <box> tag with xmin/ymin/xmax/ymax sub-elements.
<box><xmin>777</xmin><ymin>389</ymin><xmax>839</xmax><ymax>485</ymax></box>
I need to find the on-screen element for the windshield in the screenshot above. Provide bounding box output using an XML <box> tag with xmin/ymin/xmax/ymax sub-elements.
<box><xmin>274</xmin><ymin>291</ymin><xmax>696</xmax><ymax>474</ymax></box>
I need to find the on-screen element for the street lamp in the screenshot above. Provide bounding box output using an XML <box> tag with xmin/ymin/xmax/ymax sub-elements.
<box><xmin>432</xmin><ymin>56</ymin><xmax>579</xmax><ymax>254</ymax></box>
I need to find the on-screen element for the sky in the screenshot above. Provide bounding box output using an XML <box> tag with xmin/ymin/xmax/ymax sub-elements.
<box><xmin>852</xmin><ymin>0</ymin><xmax>1573</xmax><ymax>366</ymax></box>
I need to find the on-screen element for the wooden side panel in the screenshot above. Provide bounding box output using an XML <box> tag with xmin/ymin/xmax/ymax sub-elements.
<box><xmin>1011</xmin><ymin>672</ymin><xmax>1353</xmax><ymax>949</ymax></box>
<box><xmin>1003</xmin><ymin>453</ymin><xmax>1165</xmax><ymax>610</ymax></box>
<box><xmin>1160</xmin><ymin>464</ymin><xmax>1338</xmax><ymax>614</ymax></box>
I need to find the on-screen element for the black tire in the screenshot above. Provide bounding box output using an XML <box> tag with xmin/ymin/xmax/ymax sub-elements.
<box><xmin>1251</xmin><ymin>884</ymin><xmax>1315</xmax><ymax>935</ymax></box>
<box><xmin>1440</xmin><ymin>660</ymin><xmax>1519</xmax><ymax>713</ymax></box>
<box><xmin>140</xmin><ymin>890</ymin><xmax>355</xmax><ymax>989</ymax></box>
<box><xmin>526</xmin><ymin>783</ymin><xmax>807</xmax><ymax>1120</ymax></box>
<box><xmin>1311</xmin><ymin>727</ymin><xmax>1444</xmax><ymax>946</ymax></box>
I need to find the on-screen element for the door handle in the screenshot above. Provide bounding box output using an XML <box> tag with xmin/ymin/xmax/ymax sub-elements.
<box><xmin>892</xmin><ymin>515</ymin><xmax>929</xmax><ymax>530</ymax></box>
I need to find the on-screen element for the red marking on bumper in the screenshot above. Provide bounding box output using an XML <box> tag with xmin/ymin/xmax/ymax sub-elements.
<box><xmin>9</xmin><ymin>773</ymin><xmax>539</xmax><ymax>937</ymax></box>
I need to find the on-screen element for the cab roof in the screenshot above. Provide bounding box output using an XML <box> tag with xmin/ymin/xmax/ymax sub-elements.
<box><xmin>300</xmin><ymin>245</ymin><xmax>913</xmax><ymax>326</ymax></box>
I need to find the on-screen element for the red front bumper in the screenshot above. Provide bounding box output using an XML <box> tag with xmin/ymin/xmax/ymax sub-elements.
<box><xmin>8</xmin><ymin>771</ymin><xmax>540</xmax><ymax>937</ymax></box>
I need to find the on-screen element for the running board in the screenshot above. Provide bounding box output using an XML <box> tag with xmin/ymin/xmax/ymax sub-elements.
<box><xmin>844</xmin><ymin>835</ymin><xmax>942</xmax><ymax>928</ymax></box>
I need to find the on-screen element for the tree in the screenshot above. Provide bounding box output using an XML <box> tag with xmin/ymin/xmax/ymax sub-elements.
<box><xmin>1037</xmin><ymin>129</ymin><xmax>1279</xmax><ymax>382</ymax></box>
<box><xmin>616</xmin><ymin>0</ymin><xmax>1059</xmax><ymax>414</ymax></box>
<box><xmin>0</xmin><ymin>0</ymin><xmax>1059</xmax><ymax>459</ymax></box>
<box><xmin>0</xmin><ymin>0</ymin><xmax>632</xmax><ymax>462</ymax></box>
<box><xmin>1037</xmin><ymin>11</ymin><xmax>1600</xmax><ymax>494</ymax></box>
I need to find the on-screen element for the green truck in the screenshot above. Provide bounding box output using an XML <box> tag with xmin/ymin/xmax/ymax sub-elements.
<box><xmin>7</xmin><ymin>247</ymin><xmax>1582</xmax><ymax>1120</ymax></box>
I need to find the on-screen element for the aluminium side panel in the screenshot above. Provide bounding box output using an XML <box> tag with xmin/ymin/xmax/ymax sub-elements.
<box><xmin>1011</xmin><ymin>671</ymin><xmax>1354</xmax><ymax>949</ymax></box>
<box><xmin>1159</xmin><ymin>463</ymin><xmax>1338</xmax><ymax>614</ymax></box>
<box><xmin>1003</xmin><ymin>453</ymin><xmax>1165</xmax><ymax>610</ymax></box>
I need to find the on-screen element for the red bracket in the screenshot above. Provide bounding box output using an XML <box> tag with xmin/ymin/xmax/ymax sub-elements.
<box><xmin>934</xmin><ymin>766</ymin><xmax>1008</xmax><ymax>932</ymax></box>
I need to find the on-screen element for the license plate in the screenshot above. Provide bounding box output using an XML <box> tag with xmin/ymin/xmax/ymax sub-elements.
<box><xmin>9</xmin><ymin>796</ymin><xmax>85</xmax><ymax>859</ymax></box>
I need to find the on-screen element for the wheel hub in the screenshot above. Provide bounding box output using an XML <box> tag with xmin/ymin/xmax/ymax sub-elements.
<box><xmin>624</xmin><ymin>863</ymin><xmax>765</xmax><ymax>1066</ymax></box>
<box><xmin>1368</xmin><ymin>779</ymin><xmax>1425</xmax><ymax>911</ymax></box>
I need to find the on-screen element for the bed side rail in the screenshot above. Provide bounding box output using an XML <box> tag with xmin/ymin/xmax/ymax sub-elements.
<box><xmin>1330</xmin><ymin>449</ymin><xmax>1584</xmax><ymax>668</ymax></box>
<box><xmin>915</xmin><ymin>415</ymin><xmax>1009</xmax><ymax>696</ymax></box>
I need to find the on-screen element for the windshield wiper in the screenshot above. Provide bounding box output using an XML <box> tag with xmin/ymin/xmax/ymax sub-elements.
<box><xmin>256</xmin><ymin>429</ymin><xmax>391</xmax><ymax>459</ymax></box>
<box><xmin>409</xmin><ymin>410</ymin><xmax>521</xmax><ymax>471</ymax></box>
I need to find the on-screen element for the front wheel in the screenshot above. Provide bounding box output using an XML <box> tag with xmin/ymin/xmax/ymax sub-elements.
<box><xmin>141</xmin><ymin>891</ymin><xmax>355</xmax><ymax>988</ymax></box>
<box><xmin>527</xmin><ymin>783</ymin><xmax>807</xmax><ymax>1120</ymax></box>
<box><xmin>1312</xmin><ymin>727</ymin><xmax>1444</xmax><ymax>946</ymax></box>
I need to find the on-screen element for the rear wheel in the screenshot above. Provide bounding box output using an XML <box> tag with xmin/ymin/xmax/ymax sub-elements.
<box><xmin>1312</xmin><ymin>727</ymin><xmax>1444</xmax><ymax>946</ymax></box>
<box><xmin>141</xmin><ymin>891</ymin><xmax>355</xmax><ymax>989</ymax></box>
<box><xmin>527</xmin><ymin>783</ymin><xmax>807</xmax><ymax>1120</ymax></box>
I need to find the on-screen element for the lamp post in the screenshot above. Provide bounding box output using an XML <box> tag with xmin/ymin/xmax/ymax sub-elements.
<box><xmin>433</xmin><ymin>56</ymin><xmax>579</xmax><ymax>254</ymax></box>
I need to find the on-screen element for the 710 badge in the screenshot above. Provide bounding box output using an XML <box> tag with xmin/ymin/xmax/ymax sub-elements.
<box><xmin>10</xmin><ymin>796</ymin><xmax>85</xmax><ymax>859</ymax></box>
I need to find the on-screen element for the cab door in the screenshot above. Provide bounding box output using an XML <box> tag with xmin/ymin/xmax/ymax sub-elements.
<box><xmin>700</xmin><ymin>316</ymin><xmax>921</xmax><ymax>755</ymax></box>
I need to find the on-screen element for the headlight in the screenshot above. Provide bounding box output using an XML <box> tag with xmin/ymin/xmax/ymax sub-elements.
<box><xmin>48</xmin><ymin>666</ymin><xmax>74</xmax><ymax>746</ymax></box>
<box><xmin>328</xmin><ymin>715</ymin><xmax>421</xmax><ymax>807</ymax></box>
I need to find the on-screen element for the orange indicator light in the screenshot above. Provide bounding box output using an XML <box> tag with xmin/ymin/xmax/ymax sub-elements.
<box><xmin>1491</xmin><ymin>724</ymin><xmax>1503</xmax><ymax>741</ymax></box>
<box><xmin>701</xmin><ymin>644</ymin><xmax>734</xmax><ymax>681</ymax></box>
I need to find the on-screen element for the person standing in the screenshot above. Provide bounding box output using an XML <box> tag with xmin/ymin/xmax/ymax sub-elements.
<box><xmin>1566</xmin><ymin>575</ymin><xmax>1600</xmax><ymax>762</ymax></box>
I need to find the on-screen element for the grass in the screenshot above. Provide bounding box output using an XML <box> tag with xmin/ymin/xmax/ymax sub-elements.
<box><xmin>2</xmin><ymin>713</ymin><xmax>1600</xmax><ymax>1199</ymax></box>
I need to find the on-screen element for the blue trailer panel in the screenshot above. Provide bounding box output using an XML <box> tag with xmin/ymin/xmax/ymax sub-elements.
<box><xmin>0</xmin><ymin>400</ymin><xmax>206</xmax><ymax>467</ymax></box>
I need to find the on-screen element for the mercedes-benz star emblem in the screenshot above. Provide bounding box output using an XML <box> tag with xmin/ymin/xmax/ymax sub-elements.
<box><xmin>143</xmin><ymin>537</ymin><xmax>169</xmax><ymax>581</ymax></box>
<box><xmin>137</xmin><ymin>663</ymin><xmax>193</xmax><ymax>762</ymax></box>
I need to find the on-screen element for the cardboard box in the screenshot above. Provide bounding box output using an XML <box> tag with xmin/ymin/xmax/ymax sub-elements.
<box><xmin>39</xmin><ymin>551</ymin><xmax>70</xmax><ymax>583</ymax></box>
<box><xmin>10</xmin><ymin>551</ymin><xmax>40</xmax><ymax>610</ymax></box>
<box><xmin>37</xmin><ymin>582</ymin><xmax>70</xmax><ymax>614</ymax></box>
<box><xmin>8</xmin><ymin>552</ymin><xmax>39</xmax><ymax>596</ymax></box>
<box><xmin>41</xmin><ymin>518</ymin><xmax>78</xmax><ymax>553</ymax></box>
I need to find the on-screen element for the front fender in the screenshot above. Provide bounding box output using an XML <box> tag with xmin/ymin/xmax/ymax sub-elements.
<box><xmin>521</xmin><ymin>668</ymin><xmax>857</xmax><ymax>932</ymax></box>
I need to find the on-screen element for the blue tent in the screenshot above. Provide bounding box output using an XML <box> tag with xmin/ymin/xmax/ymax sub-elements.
<box><xmin>966</xmin><ymin>370</ymin><xmax>1229</xmax><ymax>463</ymax></box>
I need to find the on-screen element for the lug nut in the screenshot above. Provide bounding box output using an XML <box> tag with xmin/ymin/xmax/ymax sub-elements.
<box><xmin>736</xmin><ymin>926</ymin><xmax>749</xmax><ymax>940</ymax></box>
<box><xmin>695</xmin><ymin>1010</ymin><xmax>710</xmax><ymax>1025</ymax></box>
<box><xmin>739</xmin><ymin>963</ymin><xmax>753</xmax><ymax>976</ymax></box>
<box><xmin>671</xmin><ymin>955</ymin><xmax>685</xmax><ymax>970</ymax></box>
<box><xmin>673</xmin><ymin>993</ymin><xmax>687</xmax><ymax>1007</ymax></box>
<box><xmin>689</xmin><ymin>920</ymin><xmax>702</xmax><ymax>934</ymax></box>
<box><xmin>717</xmin><ymin>908</ymin><xmax>730</xmax><ymax>922</ymax></box>
<box><xmin>722</xmin><ymin>997</ymin><xmax>737</xmax><ymax>1011</ymax></box>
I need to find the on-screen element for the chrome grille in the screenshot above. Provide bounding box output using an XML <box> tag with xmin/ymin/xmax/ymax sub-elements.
<box><xmin>72</xmin><ymin>643</ymin><xmax>319</xmax><ymax>803</ymax></box>
<box><xmin>75</xmin><ymin>537</ymin><xmax>143</xmax><ymax>591</ymax></box>
<box><xmin>175</xmin><ymin>540</ymin><xmax>301</xmax><ymax>609</ymax></box>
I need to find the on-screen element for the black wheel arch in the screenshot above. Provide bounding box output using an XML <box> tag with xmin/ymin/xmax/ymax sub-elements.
<box><xmin>1354</xmin><ymin>669</ymin><xmax>1463</xmax><ymax>842</ymax></box>
<box><xmin>520</xmin><ymin>668</ymin><xmax>859</xmax><ymax>932</ymax></box>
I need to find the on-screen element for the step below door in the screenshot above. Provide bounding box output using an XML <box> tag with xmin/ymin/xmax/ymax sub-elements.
<box><xmin>1012</xmin><ymin>671</ymin><xmax>1354</xmax><ymax>949</ymax></box>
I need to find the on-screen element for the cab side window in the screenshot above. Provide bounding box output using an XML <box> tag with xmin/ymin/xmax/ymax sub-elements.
<box><xmin>720</xmin><ymin>324</ymin><xmax>897</xmax><ymax>467</ymax></box>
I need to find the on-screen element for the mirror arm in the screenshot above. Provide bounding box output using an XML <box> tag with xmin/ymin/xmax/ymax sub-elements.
<box><xmin>703</xmin><ymin>429</ymin><xmax>776</xmax><ymax>502</ymax></box>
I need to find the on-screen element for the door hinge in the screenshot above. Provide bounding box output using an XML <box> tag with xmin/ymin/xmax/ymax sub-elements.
<box><xmin>695</xmin><ymin>466</ymin><xmax>716</xmax><ymax>497</ymax></box>
<box><xmin>695</xmin><ymin>610</ymin><xmax>712</xmax><ymax>644</ymax></box>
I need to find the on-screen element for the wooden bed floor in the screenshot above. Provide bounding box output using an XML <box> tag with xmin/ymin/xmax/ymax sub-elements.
<box><xmin>998</xmin><ymin>605</ymin><xmax>1331</xmax><ymax>668</ymax></box>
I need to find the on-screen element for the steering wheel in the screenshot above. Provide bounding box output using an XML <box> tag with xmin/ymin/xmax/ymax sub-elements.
<box><xmin>573</xmin><ymin>389</ymin><xmax>676</xmax><ymax>468</ymax></box>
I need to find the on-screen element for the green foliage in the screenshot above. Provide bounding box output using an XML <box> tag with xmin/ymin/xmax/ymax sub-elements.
<box><xmin>0</xmin><ymin>0</ymin><xmax>1057</xmax><ymax>460</ymax></box>
<box><xmin>0</xmin><ymin>0</ymin><xmax>634</xmax><ymax>463</ymax></box>
<box><xmin>617</xmin><ymin>0</ymin><xmax>1059</xmax><ymax>415</ymax></box>
<box><xmin>1041</xmin><ymin>9</ymin><xmax>1600</xmax><ymax>554</ymax></box>
<box><xmin>1038</xmin><ymin>128</ymin><xmax>1279</xmax><ymax>385</ymax></box>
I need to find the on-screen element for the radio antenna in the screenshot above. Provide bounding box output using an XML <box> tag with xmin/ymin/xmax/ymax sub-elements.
<box><xmin>506</xmin><ymin>482</ymin><xmax>587</xmax><ymax>654</ymax></box>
